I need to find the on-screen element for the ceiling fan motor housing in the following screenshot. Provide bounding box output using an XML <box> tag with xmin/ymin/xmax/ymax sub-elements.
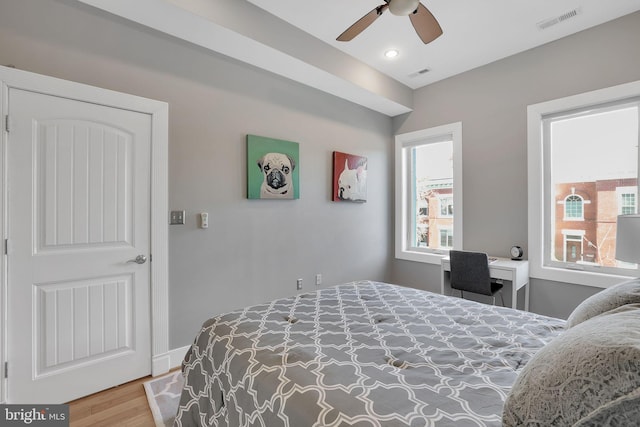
<box><xmin>388</xmin><ymin>0</ymin><xmax>420</xmax><ymax>16</ymax></box>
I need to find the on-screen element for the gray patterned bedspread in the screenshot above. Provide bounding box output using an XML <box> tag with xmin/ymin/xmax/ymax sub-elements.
<box><xmin>175</xmin><ymin>281</ymin><xmax>564</xmax><ymax>427</ymax></box>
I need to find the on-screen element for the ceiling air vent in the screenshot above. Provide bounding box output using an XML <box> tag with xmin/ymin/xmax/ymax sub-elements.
<box><xmin>537</xmin><ymin>8</ymin><xmax>581</xmax><ymax>30</ymax></box>
<box><xmin>408</xmin><ymin>68</ymin><xmax>431</xmax><ymax>79</ymax></box>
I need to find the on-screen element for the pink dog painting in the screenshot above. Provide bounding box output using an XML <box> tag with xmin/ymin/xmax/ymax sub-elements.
<box><xmin>333</xmin><ymin>151</ymin><xmax>367</xmax><ymax>202</ymax></box>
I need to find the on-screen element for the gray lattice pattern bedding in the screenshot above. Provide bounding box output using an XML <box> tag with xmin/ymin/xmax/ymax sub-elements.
<box><xmin>175</xmin><ymin>281</ymin><xmax>564</xmax><ymax>427</ymax></box>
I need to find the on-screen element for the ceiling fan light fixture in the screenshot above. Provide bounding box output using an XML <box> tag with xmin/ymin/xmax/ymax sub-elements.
<box><xmin>336</xmin><ymin>0</ymin><xmax>441</xmax><ymax>44</ymax></box>
<box><xmin>384</xmin><ymin>49</ymin><xmax>400</xmax><ymax>59</ymax></box>
<box><xmin>388</xmin><ymin>0</ymin><xmax>420</xmax><ymax>16</ymax></box>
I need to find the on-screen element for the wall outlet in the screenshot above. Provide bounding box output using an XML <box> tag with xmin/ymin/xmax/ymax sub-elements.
<box><xmin>315</xmin><ymin>274</ymin><xmax>322</xmax><ymax>286</ymax></box>
<box><xmin>296</xmin><ymin>278</ymin><xmax>303</xmax><ymax>290</ymax></box>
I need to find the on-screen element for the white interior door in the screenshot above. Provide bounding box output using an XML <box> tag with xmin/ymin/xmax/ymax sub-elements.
<box><xmin>7</xmin><ymin>88</ymin><xmax>152</xmax><ymax>403</ymax></box>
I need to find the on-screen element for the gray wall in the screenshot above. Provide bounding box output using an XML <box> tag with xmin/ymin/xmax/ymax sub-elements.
<box><xmin>0</xmin><ymin>0</ymin><xmax>393</xmax><ymax>349</ymax></box>
<box><xmin>2</xmin><ymin>0</ymin><xmax>639</xmax><ymax>347</ymax></box>
<box><xmin>392</xmin><ymin>12</ymin><xmax>640</xmax><ymax>319</ymax></box>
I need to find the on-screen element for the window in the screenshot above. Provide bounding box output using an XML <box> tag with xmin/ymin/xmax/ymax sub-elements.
<box><xmin>528</xmin><ymin>80</ymin><xmax>640</xmax><ymax>287</ymax></box>
<box><xmin>439</xmin><ymin>227</ymin><xmax>454</xmax><ymax>248</ymax></box>
<box><xmin>439</xmin><ymin>197</ymin><xmax>454</xmax><ymax>217</ymax></box>
<box><xmin>564</xmin><ymin>194</ymin><xmax>583</xmax><ymax>220</ymax></box>
<box><xmin>395</xmin><ymin>122</ymin><xmax>463</xmax><ymax>264</ymax></box>
<box><xmin>618</xmin><ymin>187</ymin><xmax>637</xmax><ymax>215</ymax></box>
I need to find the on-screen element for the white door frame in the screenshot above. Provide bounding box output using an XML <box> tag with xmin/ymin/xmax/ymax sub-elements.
<box><xmin>0</xmin><ymin>65</ymin><xmax>170</xmax><ymax>403</ymax></box>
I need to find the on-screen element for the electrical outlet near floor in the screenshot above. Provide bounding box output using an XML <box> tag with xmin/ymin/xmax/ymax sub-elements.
<box><xmin>316</xmin><ymin>274</ymin><xmax>322</xmax><ymax>286</ymax></box>
<box><xmin>297</xmin><ymin>278</ymin><xmax>303</xmax><ymax>290</ymax></box>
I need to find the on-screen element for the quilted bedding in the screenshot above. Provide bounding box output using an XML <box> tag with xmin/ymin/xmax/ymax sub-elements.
<box><xmin>174</xmin><ymin>281</ymin><xmax>564</xmax><ymax>427</ymax></box>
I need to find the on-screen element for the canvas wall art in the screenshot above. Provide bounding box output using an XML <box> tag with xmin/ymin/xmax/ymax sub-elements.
<box><xmin>333</xmin><ymin>151</ymin><xmax>367</xmax><ymax>202</ymax></box>
<box><xmin>247</xmin><ymin>134</ymin><xmax>300</xmax><ymax>199</ymax></box>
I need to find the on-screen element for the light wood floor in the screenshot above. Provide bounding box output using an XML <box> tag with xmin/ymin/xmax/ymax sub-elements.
<box><xmin>68</xmin><ymin>375</ymin><xmax>156</xmax><ymax>427</ymax></box>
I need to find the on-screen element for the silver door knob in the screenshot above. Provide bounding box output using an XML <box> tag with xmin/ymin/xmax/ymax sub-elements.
<box><xmin>127</xmin><ymin>255</ymin><xmax>147</xmax><ymax>264</ymax></box>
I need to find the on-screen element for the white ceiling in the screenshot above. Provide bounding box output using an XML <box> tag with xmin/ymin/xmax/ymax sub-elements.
<box><xmin>76</xmin><ymin>0</ymin><xmax>640</xmax><ymax>116</ymax></box>
<box><xmin>246</xmin><ymin>0</ymin><xmax>640</xmax><ymax>89</ymax></box>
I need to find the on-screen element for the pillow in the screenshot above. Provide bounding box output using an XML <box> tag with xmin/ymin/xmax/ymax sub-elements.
<box><xmin>574</xmin><ymin>389</ymin><xmax>640</xmax><ymax>427</ymax></box>
<box><xmin>503</xmin><ymin>305</ymin><xmax>640</xmax><ymax>427</ymax></box>
<box><xmin>566</xmin><ymin>278</ymin><xmax>640</xmax><ymax>328</ymax></box>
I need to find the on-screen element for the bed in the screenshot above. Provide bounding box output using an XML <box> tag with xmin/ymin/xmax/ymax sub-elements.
<box><xmin>174</xmin><ymin>280</ymin><xmax>568</xmax><ymax>426</ymax></box>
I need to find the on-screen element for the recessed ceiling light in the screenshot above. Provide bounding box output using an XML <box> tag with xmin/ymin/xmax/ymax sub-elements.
<box><xmin>384</xmin><ymin>49</ymin><xmax>399</xmax><ymax>59</ymax></box>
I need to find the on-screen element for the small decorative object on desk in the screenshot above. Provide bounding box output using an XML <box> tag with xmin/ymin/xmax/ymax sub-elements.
<box><xmin>511</xmin><ymin>245</ymin><xmax>523</xmax><ymax>260</ymax></box>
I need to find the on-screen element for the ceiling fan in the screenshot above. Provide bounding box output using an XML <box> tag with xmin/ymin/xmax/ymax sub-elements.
<box><xmin>336</xmin><ymin>0</ymin><xmax>443</xmax><ymax>44</ymax></box>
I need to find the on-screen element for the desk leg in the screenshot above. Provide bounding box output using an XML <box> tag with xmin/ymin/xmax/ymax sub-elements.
<box><xmin>524</xmin><ymin>282</ymin><xmax>530</xmax><ymax>311</ymax></box>
<box><xmin>440</xmin><ymin>269</ymin><xmax>456</xmax><ymax>297</ymax></box>
<box><xmin>511</xmin><ymin>283</ymin><xmax>517</xmax><ymax>310</ymax></box>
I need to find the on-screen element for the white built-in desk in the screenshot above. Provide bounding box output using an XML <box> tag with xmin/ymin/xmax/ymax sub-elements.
<box><xmin>440</xmin><ymin>257</ymin><xmax>530</xmax><ymax>311</ymax></box>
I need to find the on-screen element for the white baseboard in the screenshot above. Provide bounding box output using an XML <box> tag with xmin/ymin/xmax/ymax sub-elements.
<box><xmin>169</xmin><ymin>345</ymin><xmax>190</xmax><ymax>369</ymax></box>
<box><xmin>151</xmin><ymin>345</ymin><xmax>189</xmax><ymax>376</ymax></box>
<box><xmin>151</xmin><ymin>353</ymin><xmax>170</xmax><ymax>376</ymax></box>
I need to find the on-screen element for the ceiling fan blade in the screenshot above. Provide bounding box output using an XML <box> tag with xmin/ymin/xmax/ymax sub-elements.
<box><xmin>337</xmin><ymin>5</ymin><xmax>388</xmax><ymax>42</ymax></box>
<box><xmin>409</xmin><ymin>3</ymin><xmax>443</xmax><ymax>44</ymax></box>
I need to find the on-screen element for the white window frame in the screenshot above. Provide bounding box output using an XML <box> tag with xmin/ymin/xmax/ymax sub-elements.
<box><xmin>439</xmin><ymin>226</ymin><xmax>454</xmax><ymax>249</ymax></box>
<box><xmin>528</xmin><ymin>80</ymin><xmax>640</xmax><ymax>288</ymax></box>
<box><xmin>439</xmin><ymin>196</ymin><xmax>454</xmax><ymax>217</ymax></box>
<box><xmin>617</xmin><ymin>186</ymin><xmax>637</xmax><ymax>215</ymax></box>
<box><xmin>563</xmin><ymin>194</ymin><xmax>584</xmax><ymax>221</ymax></box>
<box><xmin>395</xmin><ymin>122</ymin><xmax>463</xmax><ymax>264</ymax></box>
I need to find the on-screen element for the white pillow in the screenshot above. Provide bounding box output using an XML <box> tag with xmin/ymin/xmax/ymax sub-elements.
<box><xmin>503</xmin><ymin>305</ymin><xmax>640</xmax><ymax>426</ymax></box>
<box><xmin>566</xmin><ymin>279</ymin><xmax>640</xmax><ymax>328</ymax></box>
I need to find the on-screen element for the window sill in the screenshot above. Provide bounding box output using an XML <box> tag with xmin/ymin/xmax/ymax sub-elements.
<box><xmin>395</xmin><ymin>249</ymin><xmax>446</xmax><ymax>265</ymax></box>
<box><xmin>530</xmin><ymin>264</ymin><xmax>635</xmax><ymax>289</ymax></box>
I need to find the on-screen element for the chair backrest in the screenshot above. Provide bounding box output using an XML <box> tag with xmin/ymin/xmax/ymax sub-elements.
<box><xmin>449</xmin><ymin>250</ymin><xmax>493</xmax><ymax>296</ymax></box>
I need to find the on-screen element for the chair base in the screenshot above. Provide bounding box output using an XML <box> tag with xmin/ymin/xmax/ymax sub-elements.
<box><xmin>459</xmin><ymin>289</ymin><xmax>504</xmax><ymax>307</ymax></box>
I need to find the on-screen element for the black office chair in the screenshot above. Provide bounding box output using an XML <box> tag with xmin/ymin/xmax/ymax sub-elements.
<box><xmin>449</xmin><ymin>250</ymin><xmax>505</xmax><ymax>306</ymax></box>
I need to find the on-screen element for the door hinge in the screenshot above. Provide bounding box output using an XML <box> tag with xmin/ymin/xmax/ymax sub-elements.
<box><xmin>4</xmin><ymin>115</ymin><xmax>9</xmax><ymax>133</ymax></box>
<box><xmin>4</xmin><ymin>362</ymin><xmax>7</xmax><ymax>379</ymax></box>
<box><xmin>4</xmin><ymin>239</ymin><xmax>7</xmax><ymax>255</ymax></box>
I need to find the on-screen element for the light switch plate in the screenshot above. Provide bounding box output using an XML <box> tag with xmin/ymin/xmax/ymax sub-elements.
<box><xmin>170</xmin><ymin>210</ymin><xmax>185</xmax><ymax>225</ymax></box>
